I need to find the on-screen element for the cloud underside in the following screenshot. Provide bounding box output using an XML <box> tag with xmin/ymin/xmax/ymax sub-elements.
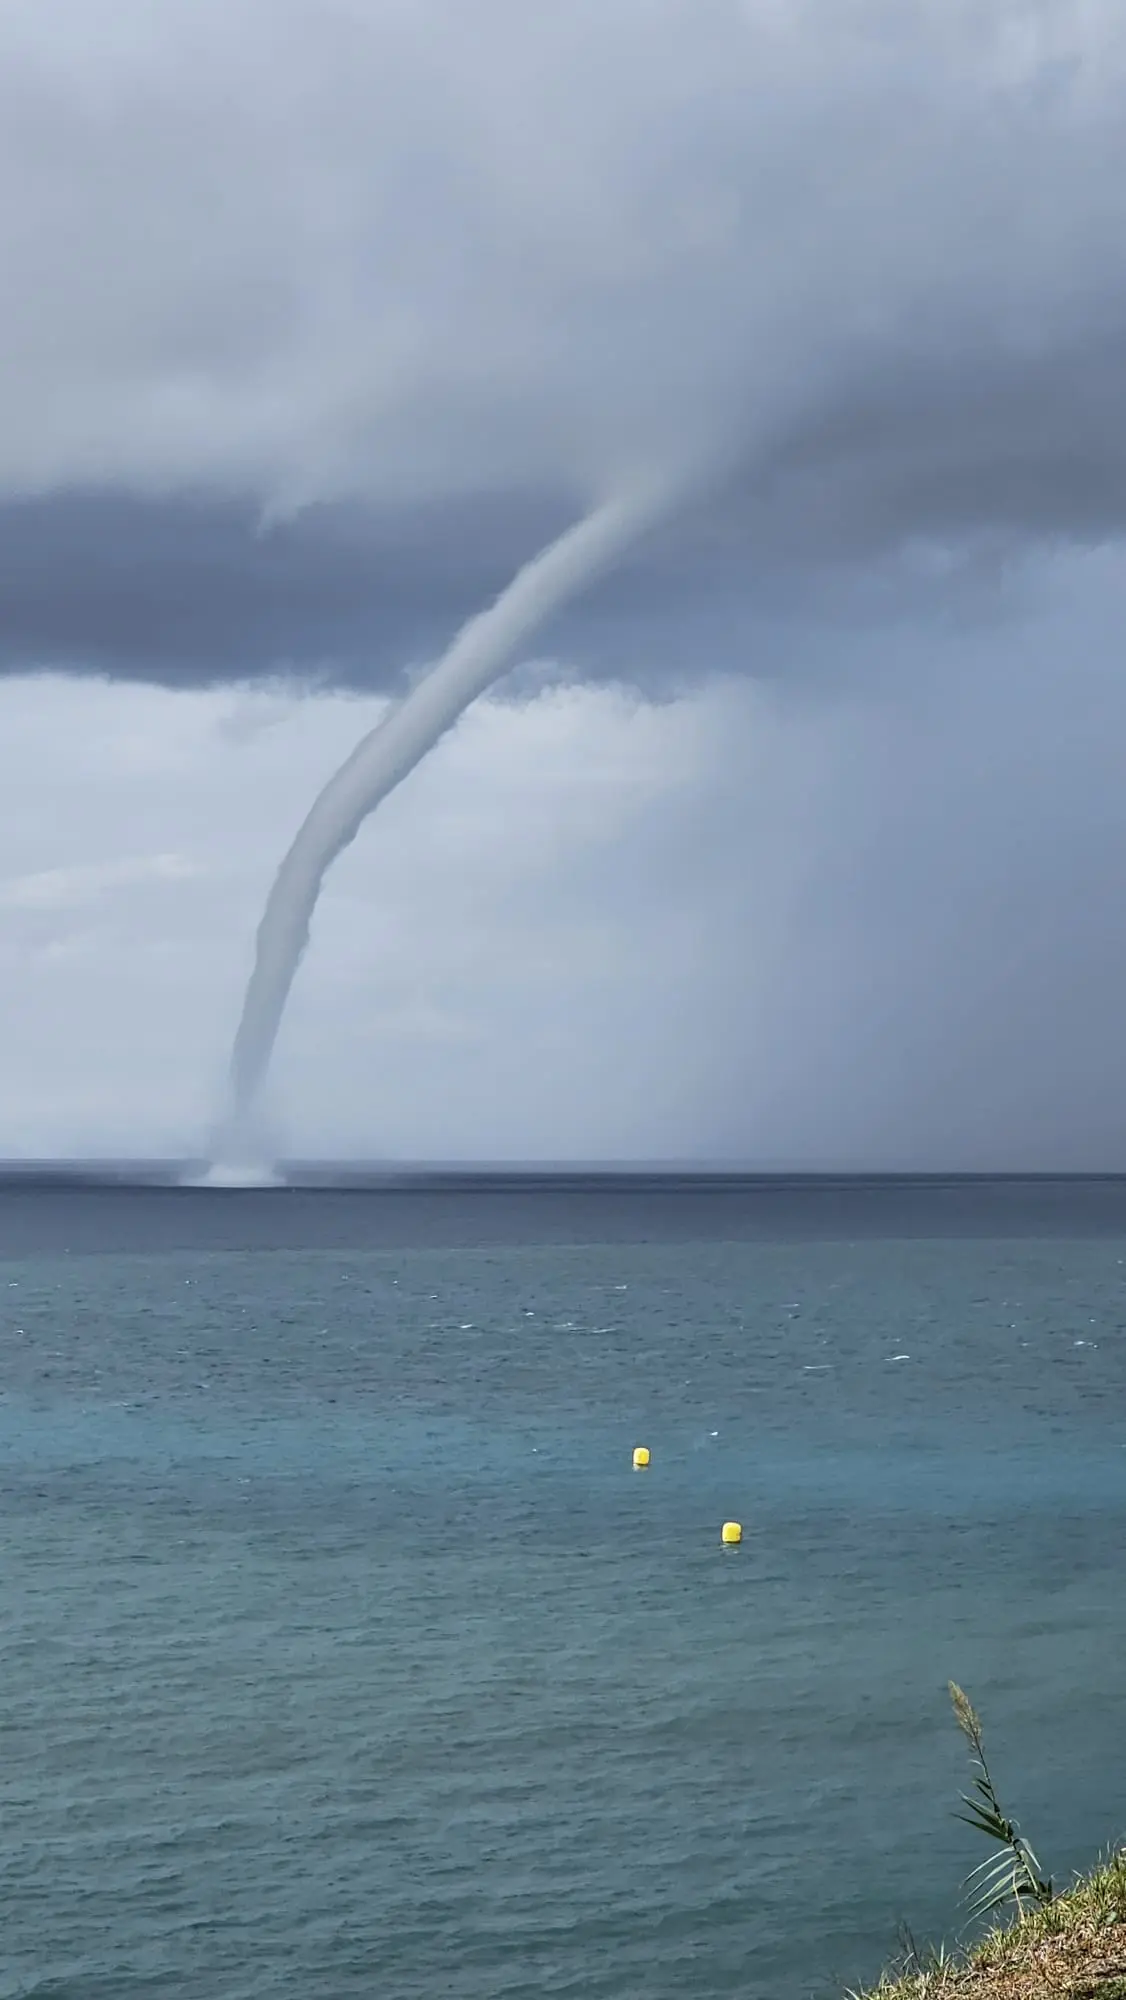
<box><xmin>1</xmin><ymin>2</ymin><xmax>1126</xmax><ymax>687</ymax></box>
<box><xmin>6</xmin><ymin>330</ymin><xmax>1126</xmax><ymax>691</ymax></box>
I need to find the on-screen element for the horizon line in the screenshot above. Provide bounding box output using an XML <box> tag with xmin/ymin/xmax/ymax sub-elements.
<box><xmin>3</xmin><ymin>1158</ymin><xmax>1126</xmax><ymax>1185</ymax></box>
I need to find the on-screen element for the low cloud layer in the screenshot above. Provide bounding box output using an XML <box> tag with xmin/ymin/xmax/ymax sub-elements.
<box><xmin>3</xmin><ymin>1</ymin><xmax>1126</xmax><ymax>688</ymax></box>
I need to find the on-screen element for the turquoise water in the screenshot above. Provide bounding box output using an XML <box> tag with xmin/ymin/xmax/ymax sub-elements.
<box><xmin>2</xmin><ymin>1228</ymin><xmax>1125</xmax><ymax>1997</ymax></box>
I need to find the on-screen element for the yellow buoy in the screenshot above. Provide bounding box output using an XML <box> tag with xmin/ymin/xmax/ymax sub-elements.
<box><xmin>721</xmin><ymin>1520</ymin><xmax>743</xmax><ymax>1546</ymax></box>
<box><xmin>632</xmin><ymin>1446</ymin><xmax>651</xmax><ymax>1469</ymax></box>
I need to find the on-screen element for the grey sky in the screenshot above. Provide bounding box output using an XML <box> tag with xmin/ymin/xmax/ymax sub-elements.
<box><xmin>2</xmin><ymin>0</ymin><xmax>1126</xmax><ymax>1161</ymax></box>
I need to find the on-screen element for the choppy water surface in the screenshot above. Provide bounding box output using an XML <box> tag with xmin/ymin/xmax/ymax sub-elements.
<box><xmin>2</xmin><ymin>1193</ymin><xmax>1125</xmax><ymax>1998</ymax></box>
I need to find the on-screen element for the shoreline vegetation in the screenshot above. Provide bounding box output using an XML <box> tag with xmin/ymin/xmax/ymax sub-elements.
<box><xmin>852</xmin><ymin>1852</ymin><xmax>1126</xmax><ymax>1998</ymax></box>
<box><xmin>851</xmin><ymin>1687</ymin><xmax>1125</xmax><ymax>1999</ymax></box>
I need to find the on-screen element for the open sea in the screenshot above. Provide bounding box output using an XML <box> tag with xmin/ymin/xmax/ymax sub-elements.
<box><xmin>1</xmin><ymin>1172</ymin><xmax>1124</xmax><ymax>2000</ymax></box>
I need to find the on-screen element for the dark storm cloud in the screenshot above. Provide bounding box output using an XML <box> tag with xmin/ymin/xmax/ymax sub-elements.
<box><xmin>6</xmin><ymin>304</ymin><xmax>1126</xmax><ymax>690</ymax></box>
<box><xmin>3</xmin><ymin>0</ymin><xmax>1126</xmax><ymax>694</ymax></box>
<box><xmin>0</xmin><ymin>486</ymin><xmax>770</xmax><ymax>690</ymax></box>
<box><xmin>0</xmin><ymin>491</ymin><xmax>569</xmax><ymax>687</ymax></box>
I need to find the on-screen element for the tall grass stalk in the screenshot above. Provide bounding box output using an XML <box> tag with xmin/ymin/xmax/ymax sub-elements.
<box><xmin>948</xmin><ymin>1682</ymin><xmax>1053</xmax><ymax>1921</ymax></box>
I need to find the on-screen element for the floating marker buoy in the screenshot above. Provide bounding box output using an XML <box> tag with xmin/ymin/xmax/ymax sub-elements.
<box><xmin>633</xmin><ymin>1446</ymin><xmax>651</xmax><ymax>1469</ymax></box>
<box><xmin>721</xmin><ymin>1520</ymin><xmax>743</xmax><ymax>1546</ymax></box>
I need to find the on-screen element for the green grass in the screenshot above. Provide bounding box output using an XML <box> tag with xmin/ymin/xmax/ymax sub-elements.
<box><xmin>848</xmin><ymin>1850</ymin><xmax>1126</xmax><ymax>1999</ymax></box>
<box><xmin>948</xmin><ymin>1683</ymin><xmax>1053</xmax><ymax>1921</ymax></box>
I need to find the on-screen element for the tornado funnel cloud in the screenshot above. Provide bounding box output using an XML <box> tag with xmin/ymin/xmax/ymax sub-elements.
<box><xmin>219</xmin><ymin>488</ymin><xmax>665</xmax><ymax>1156</ymax></box>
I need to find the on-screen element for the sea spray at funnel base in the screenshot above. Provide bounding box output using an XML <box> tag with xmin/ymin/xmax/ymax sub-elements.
<box><xmin>216</xmin><ymin>487</ymin><xmax>669</xmax><ymax>1161</ymax></box>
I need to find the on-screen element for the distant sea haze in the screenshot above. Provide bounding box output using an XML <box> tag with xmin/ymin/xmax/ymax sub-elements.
<box><xmin>5</xmin><ymin>1168</ymin><xmax>1126</xmax><ymax>1255</ymax></box>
